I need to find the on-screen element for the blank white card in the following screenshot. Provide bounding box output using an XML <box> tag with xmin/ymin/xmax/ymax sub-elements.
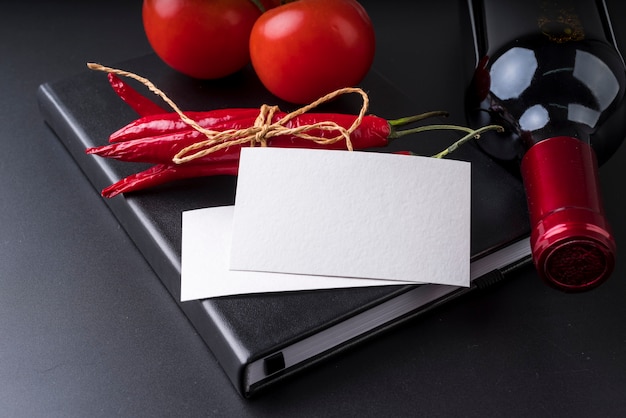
<box><xmin>229</xmin><ymin>148</ymin><xmax>471</xmax><ymax>287</ymax></box>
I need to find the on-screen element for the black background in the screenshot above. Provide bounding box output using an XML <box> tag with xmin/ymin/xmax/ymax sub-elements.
<box><xmin>2</xmin><ymin>1</ymin><xmax>626</xmax><ymax>416</ymax></box>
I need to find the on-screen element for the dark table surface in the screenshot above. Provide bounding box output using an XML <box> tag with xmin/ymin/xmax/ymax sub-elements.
<box><xmin>2</xmin><ymin>1</ymin><xmax>626</xmax><ymax>416</ymax></box>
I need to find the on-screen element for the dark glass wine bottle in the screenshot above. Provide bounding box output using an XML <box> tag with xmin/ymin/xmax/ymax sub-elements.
<box><xmin>466</xmin><ymin>0</ymin><xmax>626</xmax><ymax>291</ymax></box>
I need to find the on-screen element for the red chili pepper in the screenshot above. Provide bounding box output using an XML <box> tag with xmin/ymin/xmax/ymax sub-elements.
<box><xmin>101</xmin><ymin>160</ymin><xmax>239</xmax><ymax>198</ymax></box>
<box><xmin>108</xmin><ymin>108</ymin><xmax>263</xmax><ymax>143</ymax></box>
<box><xmin>90</xmin><ymin>110</ymin><xmax>453</xmax><ymax>197</ymax></box>
<box><xmin>87</xmin><ymin>111</ymin><xmax>448</xmax><ymax>165</ymax></box>
<box><xmin>107</xmin><ymin>73</ymin><xmax>168</xmax><ymax>117</ymax></box>
<box><xmin>89</xmin><ymin>112</ymin><xmax>391</xmax><ymax>164</ymax></box>
<box><xmin>89</xmin><ymin>129</ymin><xmax>238</xmax><ymax>164</ymax></box>
<box><xmin>105</xmin><ymin>72</ymin><xmax>263</xmax><ymax>139</ymax></box>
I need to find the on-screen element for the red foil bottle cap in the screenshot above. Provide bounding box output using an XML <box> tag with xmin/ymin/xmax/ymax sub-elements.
<box><xmin>520</xmin><ymin>136</ymin><xmax>616</xmax><ymax>291</ymax></box>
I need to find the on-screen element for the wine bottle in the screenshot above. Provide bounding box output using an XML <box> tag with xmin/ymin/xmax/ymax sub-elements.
<box><xmin>466</xmin><ymin>0</ymin><xmax>626</xmax><ymax>291</ymax></box>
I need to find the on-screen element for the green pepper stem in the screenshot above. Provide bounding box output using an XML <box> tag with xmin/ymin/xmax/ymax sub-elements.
<box><xmin>388</xmin><ymin>123</ymin><xmax>477</xmax><ymax>139</ymax></box>
<box><xmin>248</xmin><ymin>0</ymin><xmax>266</xmax><ymax>13</ymax></box>
<box><xmin>431</xmin><ymin>124</ymin><xmax>504</xmax><ymax>158</ymax></box>
<box><xmin>387</xmin><ymin>111</ymin><xmax>449</xmax><ymax>127</ymax></box>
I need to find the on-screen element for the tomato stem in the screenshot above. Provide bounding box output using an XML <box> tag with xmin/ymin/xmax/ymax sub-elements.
<box><xmin>248</xmin><ymin>0</ymin><xmax>266</xmax><ymax>13</ymax></box>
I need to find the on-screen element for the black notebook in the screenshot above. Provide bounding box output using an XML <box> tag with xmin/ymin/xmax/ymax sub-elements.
<box><xmin>37</xmin><ymin>53</ymin><xmax>531</xmax><ymax>397</ymax></box>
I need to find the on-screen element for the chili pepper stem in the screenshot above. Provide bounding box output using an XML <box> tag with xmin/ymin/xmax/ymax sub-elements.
<box><xmin>387</xmin><ymin>111</ymin><xmax>449</xmax><ymax>127</ymax></box>
<box><xmin>248</xmin><ymin>0</ymin><xmax>266</xmax><ymax>13</ymax></box>
<box><xmin>389</xmin><ymin>123</ymin><xmax>477</xmax><ymax>139</ymax></box>
<box><xmin>431</xmin><ymin>124</ymin><xmax>504</xmax><ymax>158</ymax></box>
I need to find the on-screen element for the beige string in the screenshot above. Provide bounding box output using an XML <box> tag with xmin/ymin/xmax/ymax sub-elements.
<box><xmin>87</xmin><ymin>63</ymin><xmax>369</xmax><ymax>164</ymax></box>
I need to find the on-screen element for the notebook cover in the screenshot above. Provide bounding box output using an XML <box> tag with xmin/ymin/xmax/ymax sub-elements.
<box><xmin>37</xmin><ymin>52</ymin><xmax>530</xmax><ymax>397</ymax></box>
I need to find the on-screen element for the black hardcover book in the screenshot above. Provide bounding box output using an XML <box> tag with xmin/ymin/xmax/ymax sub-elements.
<box><xmin>37</xmin><ymin>52</ymin><xmax>531</xmax><ymax>397</ymax></box>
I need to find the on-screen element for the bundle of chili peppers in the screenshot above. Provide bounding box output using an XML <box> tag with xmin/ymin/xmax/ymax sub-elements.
<box><xmin>85</xmin><ymin>63</ymin><xmax>502</xmax><ymax>198</ymax></box>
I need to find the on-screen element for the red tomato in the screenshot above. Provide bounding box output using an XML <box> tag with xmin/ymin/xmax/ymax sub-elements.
<box><xmin>143</xmin><ymin>0</ymin><xmax>268</xmax><ymax>79</ymax></box>
<box><xmin>249</xmin><ymin>0</ymin><xmax>376</xmax><ymax>104</ymax></box>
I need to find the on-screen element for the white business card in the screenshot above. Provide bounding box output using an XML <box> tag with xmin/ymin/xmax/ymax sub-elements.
<box><xmin>229</xmin><ymin>148</ymin><xmax>470</xmax><ymax>286</ymax></box>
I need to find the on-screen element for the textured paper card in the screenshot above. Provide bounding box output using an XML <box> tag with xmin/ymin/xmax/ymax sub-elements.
<box><xmin>230</xmin><ymin>148</ymin><xmax>471</xmax><ymax>286</ymax></box>
<box><xmin>180</xmin><ymin>206</ymin><xmax>414</xmax><ymax>301</ymax></box>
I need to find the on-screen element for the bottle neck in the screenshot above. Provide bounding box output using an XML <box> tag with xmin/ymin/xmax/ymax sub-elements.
<box><xmin>519</xmin><ymin>118</ymin><xmax>592</xmax><ymax>150</ymax></box>
<box><xmin>520</xmin><ymin>135</ymin><xmax>615</xmax><ymax>291</ymax></box>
